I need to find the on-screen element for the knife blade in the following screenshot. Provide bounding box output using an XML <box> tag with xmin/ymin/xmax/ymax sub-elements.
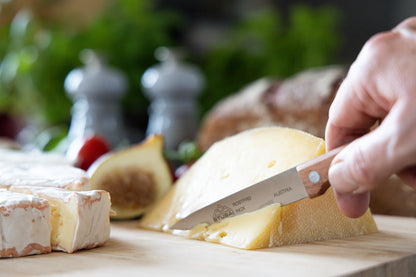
<box><xmin>171</xmin><ymin>145</ymin><xmax>345</xmax><ymax>230</ymax></box>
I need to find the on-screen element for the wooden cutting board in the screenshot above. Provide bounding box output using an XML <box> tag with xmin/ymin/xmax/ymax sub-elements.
<box><xmin>3</xmin><ymin>215</ymin><xmax>416</xmax><ymax>277</ymax></box>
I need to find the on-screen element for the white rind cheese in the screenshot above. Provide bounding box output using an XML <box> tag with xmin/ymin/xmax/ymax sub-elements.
<box><xmin>9</xmin><ymin>186</ymin><xmax>111</xmax><ymax>253</ymax></box>
<box><xmin>0</xmin><ymin>189</ymin><xmax>52</xmax><ymax>258</ymax></box>
<box><xmin>0</xmin><ymin>162</ymin><xmax>90</xmax><ymax>191</ymax></box>
<box><xmin>0</xmin><ymin>148</ymin><xmax>72</xmax><ymax>165</ymax></box>
<box><xmin>0</xmin><ymin>148</ymin><xmax>112</xmax><ymax>258</ymax></box>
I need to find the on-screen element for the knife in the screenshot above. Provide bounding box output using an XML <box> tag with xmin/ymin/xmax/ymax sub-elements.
<box><xmin>171</xmin><ymin>145</ymin><xmax>345</xmax><ymax>230</ymax></box>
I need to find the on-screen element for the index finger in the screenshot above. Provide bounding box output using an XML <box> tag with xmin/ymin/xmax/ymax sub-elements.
<box><xmin>325</xmin><ymin>64</ymin><xmax>387</xmax><ymax>150</ymax></box>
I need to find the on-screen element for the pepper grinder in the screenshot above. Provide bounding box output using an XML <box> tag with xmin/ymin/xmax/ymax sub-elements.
<box><xmin>64</xmin><ymin>50</ymin><xmax>127</xmax><ymax>147</ymax></box>
<box><xmin>142</xmin><ymin>47</ymin><xmax>204</xmax><ymax>150</ymax></box>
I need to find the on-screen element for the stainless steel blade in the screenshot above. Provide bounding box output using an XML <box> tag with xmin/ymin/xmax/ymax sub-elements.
<box><xmin>171</xmin><ymin>167</ymin><xmax>308</xmax><ymax>230</ymax></box>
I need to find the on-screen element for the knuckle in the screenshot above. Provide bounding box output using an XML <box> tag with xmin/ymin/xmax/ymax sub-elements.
<box><xmin>397</xmin><ymin>17</ymin><xmax>416</xmax><ymax>30</ymax></box>
<box><xmin>352</xmin><ymin>31</ymin><xmax>398</xmax><ymax>78</ymax></box>
<box><xmin>364</xmin><ymin>31</ymin><xmax>396</xmax><ymax>56</ymax></box>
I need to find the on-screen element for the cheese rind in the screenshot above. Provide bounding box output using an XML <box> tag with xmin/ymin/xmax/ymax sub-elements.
<box><xmin>139</xmin><ymin>127</ymin><xmax>378</xmax><ymax>249</ymax></box>
<box><xmin>188</xmin><ymin>188</ymin><xmax>377</xmax><ymax>249</ymax></box>
<box><xmin>0</xmin><ymin>189</ymin><xmax>51</xmax><ymax>258</ymax></box>
<box><xmin>0</xmin><ymin>162</ymin><xmax>90</xmax><ymax>191</ymax></box>
<box><xmin>9</xmin><ymin>186</ymin><xmax>111</xmax><ymax>253</ymax></box>
<box><xmin>0</xmin><ymin>148</ymin><xmax>72</xmax><ymax>165</ymax></box>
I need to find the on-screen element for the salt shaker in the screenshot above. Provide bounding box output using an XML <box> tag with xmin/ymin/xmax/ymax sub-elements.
<box><xmin>64</xmin><ymin>50</ymin><xmax>127</xmax><ymax>147</ymax></box>
<box><xmin>141</xmin><ymin>47</ymin><xmax>204</xmax><ymax>150</ymax></box>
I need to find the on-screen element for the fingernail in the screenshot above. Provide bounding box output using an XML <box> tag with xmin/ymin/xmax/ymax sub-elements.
<box><xmin>329</xmin><ymin>160</ymin><xmax>359</xmax><ymax>194</ymax></box>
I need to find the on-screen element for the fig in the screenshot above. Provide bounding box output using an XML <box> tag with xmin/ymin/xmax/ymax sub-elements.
<box><xmin>88</xmin><ymin>135</ymin><xmax>172</xmax><ymax>219</ymax></box>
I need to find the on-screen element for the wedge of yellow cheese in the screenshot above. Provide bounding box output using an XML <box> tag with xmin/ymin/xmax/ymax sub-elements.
<box><xmin>139</xmin><ymin>127</ymin><xmax>378</xmax><ymax>249</ymax></box>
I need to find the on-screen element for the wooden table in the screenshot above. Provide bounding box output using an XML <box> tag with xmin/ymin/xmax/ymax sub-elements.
<box><xmin>3</xmin><ymin>215</ymin><xmax>416</xmax><ymax>276</ymax></box>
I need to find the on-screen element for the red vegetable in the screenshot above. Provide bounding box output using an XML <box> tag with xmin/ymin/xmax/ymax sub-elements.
<box><xmin>174</xmin><ymin>162</ymin><xmax>194</xmax><ymax>180</ymax></box>
<box><xmin>67</xmin><ymin>135</ymin><xmax>111</xmax><ymax>170</ymax></box>
<box><xmin>167</xmin><ymin>161</ymin><xmax>178</xmax><ymax>182</ymax></box>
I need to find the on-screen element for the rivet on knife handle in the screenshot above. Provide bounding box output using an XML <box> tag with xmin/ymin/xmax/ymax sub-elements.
<box><xmin>296</xmin><ymin>145</ymin><xmax>346</xmax><ymax>198</ymax></box>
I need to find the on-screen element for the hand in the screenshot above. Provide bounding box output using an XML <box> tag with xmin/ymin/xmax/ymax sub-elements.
<box><xmin>325</xmin><ymin>17</ymin><xmax>416</xmax><ymax>218</ymax></box>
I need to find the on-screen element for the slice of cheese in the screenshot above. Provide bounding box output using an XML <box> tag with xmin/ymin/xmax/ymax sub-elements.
<box><xmin>0</xmin><ymin>162</ymin><xmax>90</xmax><ymax>191</ymax></box>
<box><xmin>0</xmin><ymin>148</ymin><xmax>72</xmax><ymax>165</ymax></box>
<box><xmin>9</xmin><ymin>186</ymin><xmax>111</xmax><ymax>253</ymax></box>
<box><xmin>189</xmin><ymin>203</ymin><xmax>282</xmax><ymax>249</ymax></box>
<box><xmin>139</xmin><ymin>127</ymin><xmax>378</xmax><ymax>249</ymax></box>
<box><xmin>0</xmin><ymin>189</ymin><xmax>52</xmax><ymax>258</ymax></box>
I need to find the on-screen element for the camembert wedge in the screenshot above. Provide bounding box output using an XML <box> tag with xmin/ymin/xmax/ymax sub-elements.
<box><xmin>139</xmin><ymin>127</ymin><xmax>378</xmax><ymax>249</ymax></box>
<box><xmin>9</xmin><ymin>186</ymin><xmax>111</xmax><ymax>253</ymax></box>
<box><xmin>0</xmin><ymin>189</ymin><xmax>51</xmax><ymax>258</ymax></box>
<box><xmin>0</xmin><ymin>162</ymin><xmax>90</xmax><ymax>191</ymax></box>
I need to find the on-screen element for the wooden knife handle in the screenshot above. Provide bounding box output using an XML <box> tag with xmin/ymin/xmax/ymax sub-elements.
<box><xmin>296</xmin><ymin>145</ymin><xmax>346</xmax><ymax>198</ymax></box>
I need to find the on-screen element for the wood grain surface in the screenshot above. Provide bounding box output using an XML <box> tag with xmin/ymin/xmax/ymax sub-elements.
<box><xmin>2</xmin><ymin>215</ymin><xmax>416</xmax><ymax>277</ymax></box>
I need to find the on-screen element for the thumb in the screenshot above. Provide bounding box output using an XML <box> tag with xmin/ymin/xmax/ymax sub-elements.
<box><xmin>329</xmin><ymin>101</ymin><xmax>416</xmax><ymax>195</ymax></box>
<box><xmin>328</xmin><ymin>129</ymin><xmax>393</xmax><ymax>218</ymax></box>
<box><xmin>328</xmin><ymin>128</ymin><xmax>394</xmax><ymax>195</ymax></box>
<box><xmin>327</xmin><ymin>101</ymin><xmax>416</xmax><ymax>218</ymax></box>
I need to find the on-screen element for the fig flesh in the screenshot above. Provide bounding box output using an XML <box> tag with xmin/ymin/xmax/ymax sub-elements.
<box><xmin>88</xmin><ymin>135</ymin><xmax>172</xmax><ymax>219</ymax></box>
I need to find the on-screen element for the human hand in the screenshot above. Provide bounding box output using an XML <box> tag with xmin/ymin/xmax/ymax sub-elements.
<box><xmin>325</xmin><ymin>17</ymin><xmax>416</xmax><ymax>218</ymax></box>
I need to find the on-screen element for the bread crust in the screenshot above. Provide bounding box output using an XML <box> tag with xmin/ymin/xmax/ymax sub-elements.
<box><xmin>197</xmin><ymin>66</ymin><xmax>346</xmax><ymax>150</ymax></box>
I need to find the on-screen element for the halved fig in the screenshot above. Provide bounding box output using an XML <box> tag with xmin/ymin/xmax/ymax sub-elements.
<box><xmin>88</xmin><ymin>135</ymin><xmax>172</xmax><ymax>219</ymax></box>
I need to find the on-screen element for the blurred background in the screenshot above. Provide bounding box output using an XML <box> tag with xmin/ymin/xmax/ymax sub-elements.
<box><xmin>0</xmin><ymin>0</ymin><xmax>415</xmax><ymax>152</ymax></box>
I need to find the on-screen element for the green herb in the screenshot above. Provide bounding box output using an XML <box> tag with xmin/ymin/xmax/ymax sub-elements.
<box><xmin>0</xmin><ymin>0</ymin><xmax>180</xmax><ymax>127</ymax></box>
<box><xmin>199</xmin><ymin>4</ymin><xmax>341</xmax><ymax>116</ymax></box>
<box><xmin>164</xmin><ymin>141</ymin><xmax>204</xmax><ymax>164</ymax></box>
<box><xmin>0</xmin><ymin>2</ymin><xmax>341</xmax><ymax>147</ymax></box>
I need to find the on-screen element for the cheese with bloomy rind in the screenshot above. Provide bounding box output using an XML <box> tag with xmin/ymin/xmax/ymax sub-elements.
<box><xmin>139</xmin><ymin>127</ymin><xmax>378</xmax><ymax>249</ymax></box>
<box><xmin>0</xmin><ymin>189</ymin><xmax>52</xmax><ymax>258</ymax></box>
<box><xmin>0</xmin><ymin>162</ymin><xmax>90</xmax><ymax>191</ymax></box>
<box><xmin>0</xmin><ymin>148</ymin><xmax>72</xmax><ymax>165</ymax></box>
<box><xmin>9</xmin><ymin>186</ymin><xmax>111</xmax><ymax>253</ymax></box>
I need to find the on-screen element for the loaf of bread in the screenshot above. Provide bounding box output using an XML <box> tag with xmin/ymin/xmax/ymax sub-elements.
<box><xmin>196</xmin><ymin>65</ymin><xmax>416</xmax><ymax>217</ymax></box>
<box><xmin>197</xmin><ymin>65</ymin><xmax>346</xmax><ymax>151</ymax></box>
